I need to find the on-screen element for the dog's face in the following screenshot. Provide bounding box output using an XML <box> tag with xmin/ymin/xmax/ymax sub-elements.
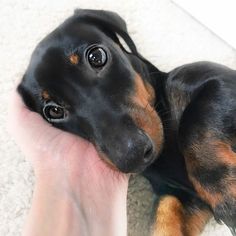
<box><xmin>18</xmin><ymin>9</ymin><xmax>163</xmax><ymax>173</ymax></box>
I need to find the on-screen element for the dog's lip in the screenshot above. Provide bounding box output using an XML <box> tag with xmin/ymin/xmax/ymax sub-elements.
<box><xmin>97</xmin><ymin>152</ymin><xmax>121</xmax><ymax>172</ymax></box>
<box><xmin>93</xmin><ymin>136</ymin><xmax>158</xmax><ymax>174</ymax></box>
<box><xmin>95</xmin><ymin>148</ymin><xmax>157</xmax><ymax>174</ymax></box>
<box><xmin>118</xmin><ymin>160</ymin><xmax>156</xmax><ymax>174</ymax></box>
<box><xmin>113</xmin><ymin>151</ymin><xmax>157</xmax><ymax>174</ymax></box>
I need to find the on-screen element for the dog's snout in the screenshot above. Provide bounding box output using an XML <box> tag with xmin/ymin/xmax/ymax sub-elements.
<box><xmin>113</xmin><ymin>129</ymin><xmax>155</xmax><ymax>173</ymax></box>
<box><xmin>143</xmin><ymin>138</ymin><xmax>154</xmax><ymax>163</ymax></box>
<box><xmin>138</xmin><ymin>130</ymin><xmax>154</xmax><ymax>163</ymax></box>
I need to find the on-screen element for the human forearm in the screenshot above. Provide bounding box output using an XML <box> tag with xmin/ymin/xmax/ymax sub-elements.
<box><xmin>22</xmin><ymin>176</ymin><xmax>128</xmax><ymax>236</ymax></box>
<box><xmin>10</xmin><ymin>92</ymin><xmax>129</xmax><ymax>236</ymax></box>
<box><xmin>79</xmin><ymin>181</ymin><xmax>128</xmax><ymax>236</ymax></box>
<box><xmin>22</xmin><ymin>179</ymin><xmax>83</xmax><ymax>236</ymax></box>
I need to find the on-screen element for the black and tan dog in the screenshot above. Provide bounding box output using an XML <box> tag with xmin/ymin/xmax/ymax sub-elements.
<box><xmin>18</xmin><ymin>9</ymin><xmax>236</xmax><ymax>235</ymax></box>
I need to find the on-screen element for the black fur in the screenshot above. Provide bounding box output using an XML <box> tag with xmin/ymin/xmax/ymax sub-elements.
<box><xmin>18</xmin><ymin>10</ymin><xmax>236</xmax><ymax>234</ymax></box>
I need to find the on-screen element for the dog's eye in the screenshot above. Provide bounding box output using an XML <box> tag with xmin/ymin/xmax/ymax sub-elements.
<box><xmin>87</xmin><ymin>47</ymin><xmax>107</xmax><ymax>68</ymax></box>
<box><xmin>43</xmin><ymin>102</ymin><xmax>66</xmax><ymax>122</ymax></box>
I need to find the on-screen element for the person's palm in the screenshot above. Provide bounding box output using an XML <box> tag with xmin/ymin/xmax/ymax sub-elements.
<box><xmin>8</xmin><ymin>90</ymin><xmax>128</xmax><ymax>199</ymax></box>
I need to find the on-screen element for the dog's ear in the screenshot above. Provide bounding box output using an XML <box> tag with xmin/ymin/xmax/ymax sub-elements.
<box><xmin>73</xmin><ymin>9</ymin><xmax>138</xmax><ymax>54</ymax></box>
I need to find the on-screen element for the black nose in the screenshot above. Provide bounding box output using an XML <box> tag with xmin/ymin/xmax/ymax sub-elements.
<box><xmin>143</xmin><ymin>138</ymin><xmax>154</xmax><ymax>163</ymax></box>
<box><xmin>116</xmin><ymin>130</ymin><xmax>155</xmax><ymax>173</ymax></box>
<box><xmin>139</xmin><ymin>130</ymin><xmax>153</xmax><ymax>164</ymax></box>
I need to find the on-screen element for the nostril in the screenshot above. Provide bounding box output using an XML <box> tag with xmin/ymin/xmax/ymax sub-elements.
<box><xmin>143</xmin><ymin>143</ymin><xmax>153</xmax><ymax>163</ymax></box>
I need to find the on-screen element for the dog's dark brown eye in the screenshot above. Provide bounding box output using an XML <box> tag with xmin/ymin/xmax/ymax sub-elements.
<box><xmin>88</xmin><ymin>47</ymin><xmax>107</xmax><ymax>68</ymax></box>
<box><xmin>43</xmin><ymin>102</ymin><xmax>66</xmax><ymax>122</ymax></box>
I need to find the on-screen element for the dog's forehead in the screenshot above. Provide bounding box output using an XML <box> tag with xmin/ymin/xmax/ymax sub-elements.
<box><xmin>29</xmin><ymin>21</ymin><xmax>117</xmax><ymax>77</ymax></box>
<box><xmin>26</xmin><ymin>22</ymin><xmax>133</xmax><ymax>105</ymax></box>
<box><xmin>27</xmin><ymin>22</ymin><xmax>112</xmax><ymax>80</ymax></box>
<box><xmin>37</xmin><ymin>22</ymin><xmax>109</xmax><ymax>52</ymax></box>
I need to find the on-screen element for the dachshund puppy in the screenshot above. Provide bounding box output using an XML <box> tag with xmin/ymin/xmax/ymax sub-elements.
<box><xmin>18</xmin><ymin>9</ymin><xmax>236</xmax><ymax>236</ymax></box>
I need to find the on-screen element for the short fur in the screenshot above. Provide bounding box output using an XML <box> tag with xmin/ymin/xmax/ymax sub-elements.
<box><xmin>18</xmin><ymin>9</ymin><xmax>236</xmax><ymax>235</ymax></box>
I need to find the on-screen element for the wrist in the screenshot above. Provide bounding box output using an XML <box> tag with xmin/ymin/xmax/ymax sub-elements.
<box><xmin>30</xmin><ymin>169</ymin><xmax>129</xmax><ymax>236</ymax></box>
<box><xmin>79</xmin><ymin>182</ymin><xmax>128</xmax><ymax>236</ymax></box>
<box><xmin>23</xmin><ymin>180</ymin><xmax>82</xmax><ymax>236</ymax></box>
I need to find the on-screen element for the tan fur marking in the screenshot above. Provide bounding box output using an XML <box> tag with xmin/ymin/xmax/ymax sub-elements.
<box><xmin>153</xmin><ymin>196</ymin><xmax>212</xmax><ymax>236</ymax></box>
<box><xmin>42</xmin><ymin>90</ymin><xmax>50</xmax><ymax>100</ymax></box>
<box><xmin>213</xmin><ymin>141</ymin><xmax>236</xmax><ymax>166</ymax></box>
<box><xmin>152</xmin><ymin>196</ymin><xmax>184</xmax><ymax>236</ymax></box>
<box><xmin>184</xmin><ymin>208</ymin><xmax>212</xmax><ymax>236</ymax></box>
<box><xmin>69</xmin><ymin>54</ymin><xmax>79</xmax><ymax>65</ymax></box>
<box><xmin>185</xmin><ymin>144</ymin><xmax>223</xmax><ymax>206</ymax></box>
<box><xmin>133</xmin><ymin>73</ymin><xmax>155</xmax><ymax>106</ymax></box>
<box><xmin>130</xmin><ymin>74</ymin><xmax>163</xmax><ymax>150</ymax></box>
<box><xmin>213</xmin><ymin>141</ymin><xmax>236</xmax><ymax>198</ymax></box>
<box><xmin>190</xmin><ymin>178</ymin><xmax>223</xmax><ymax>207</ymax></box>
<box><xmin>183</xmin><ymin>139</ymin><xmax>236</xmax><ymax>207</ymax></box>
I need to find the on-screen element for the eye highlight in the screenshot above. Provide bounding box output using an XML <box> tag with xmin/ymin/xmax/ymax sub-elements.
<box><xmin>43</xmin><ymin>101</ymin><xmax>67</xmax><ymax>122</ymax></box>
<box><xmin>87</xmin><ymin>46</ymin><xmax>107</xmax><ymax>68</ymax></box>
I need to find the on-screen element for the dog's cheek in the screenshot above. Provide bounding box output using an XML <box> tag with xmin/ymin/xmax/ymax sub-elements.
<box><xmin>130</xmin><ymin>106</ymin><xmax>163</xmax><ymax>152</ymax></box>
<box><xmin>129</xmin><ymin>73</ymin><xmax>164</xmax><ymax>152</ymax></box>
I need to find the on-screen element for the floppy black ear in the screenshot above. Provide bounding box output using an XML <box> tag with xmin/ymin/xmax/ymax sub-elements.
<box><xmin>73</xmin><ymin>9</ymin><xmax>138</xmax><ymax>54</ymax></box>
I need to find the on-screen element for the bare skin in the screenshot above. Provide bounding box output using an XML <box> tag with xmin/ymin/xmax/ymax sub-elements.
<box><xmin>8</xmin><ymin>90</ymin><xmax>129</xmax><ymax>236</ymax></box>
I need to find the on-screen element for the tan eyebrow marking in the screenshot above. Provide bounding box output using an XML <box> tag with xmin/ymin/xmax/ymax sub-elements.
<box><xmin>69</xmin><ymin>54</ymin><xmax>79</xmax><ymax>65</ymax></box>
<box><xmin>42</xmin><ymin>90</ymin><xmax>51</xmax><ymax>100</ymax></box>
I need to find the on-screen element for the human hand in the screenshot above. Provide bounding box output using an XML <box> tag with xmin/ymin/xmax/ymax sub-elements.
<box><xmin>8</xmin><ymin>88</ymin><xmax>129</xmax><ymax>236</ymax></box>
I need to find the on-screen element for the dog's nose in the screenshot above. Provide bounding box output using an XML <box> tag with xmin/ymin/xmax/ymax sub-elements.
<box><xmin>118</xmin><ymin>130</ymin><xmax>155</xmax><ymax>173</ymax></box>
<box><xmin>135</xmin><ymin>129</ymin><xmax>154</xmax><ymax>163</ymax></box>
<box><xmin>143</xmin><ymin>137</ymin><xmax>154</xmax><ymax>163</ymax></box>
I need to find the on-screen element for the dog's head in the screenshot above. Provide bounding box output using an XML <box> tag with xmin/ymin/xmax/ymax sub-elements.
<box><xmin>18</xmin><ymin>9</ymin><xmax>164</xmax><ymax>173</ymax></box>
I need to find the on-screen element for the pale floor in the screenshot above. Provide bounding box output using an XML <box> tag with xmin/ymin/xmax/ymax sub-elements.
<box><xmin>0</xmin><ymin>0</ymin><xmax>236</xmax><ymax>235</ymax></box>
